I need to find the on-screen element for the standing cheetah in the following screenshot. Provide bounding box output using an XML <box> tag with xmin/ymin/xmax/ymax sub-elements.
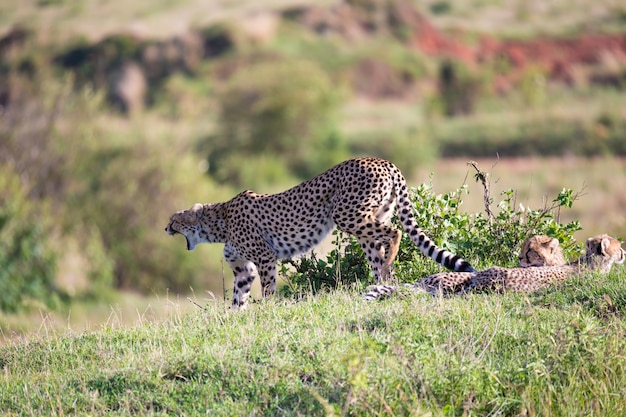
<box><xmin>364</xmin><ymin>234</ymin><xmax>624</xmax><ymax>300</ymax></box>
<box><xmin>165</xmin><ymin>158</ymin><xmax>474</xmax><ymax>309</ymax></box>
<box><xmin>364</xmin><ymin>235</ymin><xmax>566</xmax><ymax>300</ymax></box>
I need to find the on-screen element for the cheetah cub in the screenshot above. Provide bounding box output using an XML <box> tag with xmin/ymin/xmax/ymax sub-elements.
<box><xmin>365</xmin><ymin>234</ymin><xmax>624</xmax><ymax>300</ymax></box>
<box><xmin>467</xmin><ymin>234</ymin><xmax>624</xmax><ymax>293</ymax></box>
<box><xmin>166</xmin><ymin>158</ymin><xmax>474</xmax><ymax>309</ymax></box>
<box><xmin>364</xmin><ymin>235</ymin><xmax>565</xmax><ymax>300</ymax></box>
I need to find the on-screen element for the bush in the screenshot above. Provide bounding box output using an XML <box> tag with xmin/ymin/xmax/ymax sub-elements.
<box><xmin>279</xmin><ymin>231</ymin><xmax>370</xmax><ymax>299</ymax></box>
<box><xmin>208</xmin><ymin>56</ymin><xmax>347</xmax><ymax>185</ymax></box>
<box><xmin>1</xmin><ymin>71</ymin><xmax>223</xmax><ymax>298</ymax></box>
<box><xmin>0</xmin><ymin>167</ymin><xmax>58</xmax><ymax>312</ymax></box>
<box><xmin>69</xmin><ymin>140</ymin><xmax>225</xmax><ymax>292</ymax></box>
<box><xmin>280</xmin><ymin>169</ymin><xmax>582</xmax><ymax>295</ymax></box>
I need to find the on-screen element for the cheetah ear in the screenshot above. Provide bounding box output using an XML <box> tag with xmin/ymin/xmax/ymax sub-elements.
<box><xmin>183</xmin><ymin>203</ymin><xmax>204</xmax><ymax>221</ymax></box>
<box><xmin>617</xmin><ymin>247</ymin><xmax>626</xmax><ymax>264</ymax></box>
<box><xmin>600</xmin><ymin>236</ymin><xmax>612</xmax><ymax>256</ymax></box>
<box><xmin>587</xmin><ymin>235</ymin><xmax>609</xmax><ymax>256</ymax></box>
<box><xmin>548</xmin><ymin>238</ymin><xmax>560</xmax><ymax>253</ymax></box>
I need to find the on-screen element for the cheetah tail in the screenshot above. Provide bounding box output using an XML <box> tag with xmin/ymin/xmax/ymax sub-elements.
<box><xmin>396</xmin><ymin>197</ymin><xmax>475</xmax><ymax>273</ymax></box>
<box><xmin>364</xmin><ymin>285</ymin><xmax>397</xmax><ymax>301</ymax></box>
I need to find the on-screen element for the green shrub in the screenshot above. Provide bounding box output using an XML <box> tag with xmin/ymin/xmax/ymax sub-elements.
<box><xmin>0</xmin><ymin>167</ymin><xmax>58</xmax><ymax>312</ymax></box>
<box><xmin>208</xmin><ymin>56</ymin><xmax>347</xmax><ymax>185</ymax></box>
<box><xmin>280</xmin><ymin>171</ymin><xmax>582</xmax><ymax>295</ymax></box>
<box><xmin>279</xmin><ymin>231</ymin><xmax>370</xmax><ymax>299</ymax></box>
<box><xmin>69</xmin><ymin>141</ymin><xmax>225</xmax><ymax>293</ymax></box>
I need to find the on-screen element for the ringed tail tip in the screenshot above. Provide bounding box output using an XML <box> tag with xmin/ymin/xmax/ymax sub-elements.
<box><xmin>459</xmin><ymin>263</ymin><xmax>475</xmax><ymax>273</ymax></box>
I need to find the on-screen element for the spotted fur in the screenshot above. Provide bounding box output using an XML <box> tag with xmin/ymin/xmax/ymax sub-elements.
<box><xmin>166</xmin><ymin>158</ymin><xmax>474</xmax><ymax>309</ymax></box>
<box><xmin>467</xmin><ymin>234</ymin><xmax>624</xmax><ymax>292</ymax></box>
<box><xmin>364</xmin><ymin>235</ymin><xmax>566</xmax><ymax>300</ymax></box>
<box><xmin>364</xmin><ymin>234</ymin><xmax>624</xmax><ymax>300</ymax></box>
<box><xmin>518</xmin><ymin>235</ymin><xmax>565</xmax><ymax>267</ymax></box>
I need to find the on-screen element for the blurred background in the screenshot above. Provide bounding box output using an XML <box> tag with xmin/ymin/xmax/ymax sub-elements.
<box><xmin>1</xmin><ymin>0</ymin><xmax>625</xmax><ymax>337</ymax></box>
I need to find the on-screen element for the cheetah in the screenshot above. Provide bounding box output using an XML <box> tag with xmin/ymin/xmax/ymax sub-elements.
<box><xmin>518</xmin><ymin>234</ymin><xmax>566</xmax><ymax>267</ymax></box>
<box><xmin>364</xmin><ymin>234</ymin><xmax>624</xmax><ymax>300</ymax></box>
<box><xmin>467</xmin><ymin>234</ymin><xmax>624</xmax><ymax>293</ymax></box>
<box><xmin>364</xmin><ymin>235</ymin><xmax>566</xmax><ymax>300</ymax></box>
<box><xmin>165</xmin><ymin>157</ymin><xmax>474</xmax><ymax>309</ymax></box>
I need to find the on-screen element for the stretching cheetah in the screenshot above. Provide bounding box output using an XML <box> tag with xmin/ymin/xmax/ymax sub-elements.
<box><xmin>364</xmin><ymin>235</ymin><xmax>566</xmax><ymax>300</ymax></box>
<box><xmin>364</xmin><ymin>234</ymin><xmax>624</xmax><ymax>300</ymax></box>
<box><xmin>166</xmin><ymin>158</ymin><xmax>474</xmax><ymax>309</ymax></box>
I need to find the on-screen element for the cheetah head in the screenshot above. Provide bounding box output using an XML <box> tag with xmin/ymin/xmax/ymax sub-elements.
<box><xmin>519</xmin><ymin>235</ymin><xmax>566</xmax><ymax>267</ymax></box>
<box><xmin>165</xmin><ymin>203</ymin><xmax>205</xmax><ymax>250</ymax></box>
<box><xmin>585</xmin><ymin>234</ymin><xmax>626</xmax><ymax>273</ymax></box>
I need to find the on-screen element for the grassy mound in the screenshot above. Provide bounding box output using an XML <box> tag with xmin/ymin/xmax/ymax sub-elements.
<box><xmin>1</xmin><ymin>267</ymin><xmax>625</xmax><ymax>416</ymax></box>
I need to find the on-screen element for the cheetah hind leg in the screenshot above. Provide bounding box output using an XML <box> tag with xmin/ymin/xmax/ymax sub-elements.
<box><xmin>258</xmin><ymin>260</ymin><xmax>277</xmax><ymax>298</ymax></box>
<box><xmin>357</xmin><ymin>227</ymin><xmax>401</xmax><ymax>283</ymax></box>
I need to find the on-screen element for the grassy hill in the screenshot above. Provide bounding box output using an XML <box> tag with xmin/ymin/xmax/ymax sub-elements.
<box><xmin>2</xmin><ymin>267</ymin><xmax>626</xmax><ymax>416</ymax></box>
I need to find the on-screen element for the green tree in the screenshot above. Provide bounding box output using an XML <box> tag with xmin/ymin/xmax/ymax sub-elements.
<box><xmin>209</xmin><ymin>56</ymin><xmax>346</xmax><ymax>185</ymax></box>
<box><xmin>0</xmin><ymin>167</ymin><xmax>58</xmax><ymax>311</ymax></box>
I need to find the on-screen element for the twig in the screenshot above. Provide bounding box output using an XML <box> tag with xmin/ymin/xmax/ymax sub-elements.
<box><xmin>221</xmin><ymin>258</ymin><xmax>226</xmax><ymax>305</ymax></box>
<box><xmin>187</xmin><ymin>297</ymin><xmax>204</xmax><ymax>309</ymax></box>
<box><xmin>468</xmin><ymin>161</ymin><xmax>493</xmax><ymax>225</ymax></box>
<box><xmin>524</xmin><ymin>185</ymin><xmax>587</xmax><ymax>235</ymax></box>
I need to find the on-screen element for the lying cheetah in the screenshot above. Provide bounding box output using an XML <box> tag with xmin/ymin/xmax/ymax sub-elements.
<box><xmin>364</xmin><ymin>234</ymin><xmax>624</xmax><ymax>300</ymax></box>
<box><xmin>467</xmin><ymin>234</ymin><xmax>624</xmax><ymax>293</ymax></box>
<box><xmin>364</xmin><ymin>235</ymin><xmax>565</xmax><ymax>300</ymax></box>
<box><xmin>165</xmin><ymin>158</ymin><xmax>474</xmax><ymax>309</ymax></box>
<box><xmin>518</xmin><ymin>234</ymin><xmax>565</xmax><ymax>267</ymax></box>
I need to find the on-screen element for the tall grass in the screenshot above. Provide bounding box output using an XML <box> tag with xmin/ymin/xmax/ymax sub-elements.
<box><xmin>1</xmin><ymin>266</ymin><xmax>625</xmax><ymax>415</ymax></box>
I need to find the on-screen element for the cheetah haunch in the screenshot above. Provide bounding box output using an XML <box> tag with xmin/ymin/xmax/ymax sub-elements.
<box><xmin>166</xmin><ymin>158</ymin><xmax>474</xmax><ymax>309</ymax></box>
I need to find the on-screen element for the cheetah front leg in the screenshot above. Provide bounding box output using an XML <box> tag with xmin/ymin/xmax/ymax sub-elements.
<box><xmin>224</xmin><ymin>243</ymin><xmax>259</xmax><ymax>310</ymax></box>
<box><xmin>228</xmin><ymin>259</ymin><xmax>259</xmax><ymax>310</ymax></box>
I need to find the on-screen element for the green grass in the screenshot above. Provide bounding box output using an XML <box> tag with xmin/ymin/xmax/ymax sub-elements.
<box><xmin>2</xmin><ymin>268</ymin><xmax>626</xmax><ymax>416</ymax></box>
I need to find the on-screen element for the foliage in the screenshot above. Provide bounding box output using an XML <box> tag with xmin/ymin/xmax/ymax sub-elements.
<box><xmin>0</xmin><ymin>71</ymin><xmax>225</xmax><ymax>302</ymax></box>
<box><xmin>0</xmin><ymin>167</ymin><xmax>58</xmax><ymax>312</ymax></box>
<box><xmin>281</xmin><ymin>171</ymin><xmax>582</xmax><ymax>294</ymax></box>
<box><xmin>2</xmin><ymin>267</ymin><xmax>626</xmax><ymax>415</ymax></box>
<box><xmin>69</xmin><ymin>136</ymin><xmax>227</xmax><ymax>293</ymax></box>
<box><xmin>279</xmin><ymin>231</ymin><xmax>371</xmax><ymax>299</ymax></box>
<box><xmin>208</xmin><ymin>56</ymin><xmax>348</xmax><ymax>185</ymax></box>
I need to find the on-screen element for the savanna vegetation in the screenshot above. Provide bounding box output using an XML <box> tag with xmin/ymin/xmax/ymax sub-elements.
<box><xmin>1</xmin><ymin>0</ymin><xmax>626</xmax><ymax>413</ymax></box>
<box><xmin>1</xmin><ymin>0</ymin><xmax>625</xmax><ymax>315</ymax></box>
